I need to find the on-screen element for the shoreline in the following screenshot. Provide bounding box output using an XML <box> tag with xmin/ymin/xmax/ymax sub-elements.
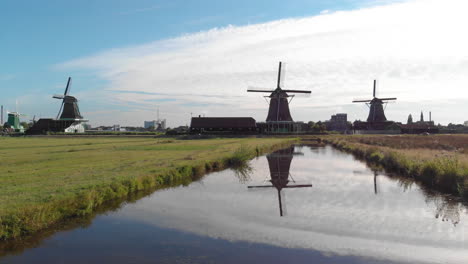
<box><xmin>0</xmin><ymin>137</ymin><xmax>296</xmax><ymax>241</ymax></box>
<box><xmin>320</xmin><ymin>136</ymin><xmax>468</xmax><ymax>200</ymax></box>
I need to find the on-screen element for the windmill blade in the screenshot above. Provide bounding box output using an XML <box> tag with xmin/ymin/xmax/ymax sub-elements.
<box><xmin>64</xmin><ymin>77</ymin><xmax>72</xmax><ymax>96</ymax></box>
<box><xmin>56</xmin><ymin>101</ymin><xmax>64</xmax><ymax>120</ymax></box>
<box><xmin>247</xmin><ymin>185</ymin><xmax>275</xmax><ymax>189</ymax></box>
<box><xmin>380</xmin><ymin>97</ymin><xmax>397</xmax><ymax>101</ymax></box>
<box><xmin>373</xmin><ymin>80</ymin><xmax>377</xmax><ymax>97</ymax></box>
<box><xmin>353</xmin><ymin>99</ymin><xmax>372</xmax><ymax>103</ymax></box>
<box><xmin>282</xmin><ymin>90</ymin><xmax>311</xmax><ymax>94</ymax></box>
<box><xmin>278</xmin><ymin>61</ymin><xmax>286</xmax><ymax>89</ymax></box>
<box><xmin>283</xmin><ymin>184</ymin><xmax>313</xmax><ymax>188</ymax></box>
<box><xmin>53</xmin><ymin>95</ymin><xmax>65</xmax><ymax>99</ymax></box>
<box><xmin>247</xmin><ymin>89</ymin><xmax>275</xmax><ymax>93</ymax></box>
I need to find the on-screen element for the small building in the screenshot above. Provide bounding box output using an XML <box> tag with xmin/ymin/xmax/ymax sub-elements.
<box><xmin>399</xmin><ymin>123</ymin><xmax>439</xmax><ymax>134</ymax></box>
<box><xmin>64</xmin><ymin>123</ymin><xmax>86</xmax><ymax>133</ymax></box>
<box><xmin>327</xmin><ymin>113</ymin><xmax>349</xmax><ymax>132</ymax></box>
<box><xmin>190</xmin><ymin>117</ymin><xmax>257</xmax><ymax>134</ymax></box>
<box><xmin>144</xmin><ymin>119</ymin><xmax>166</xmax><ymax>130</ymax></box>
<box><xmin>400</xmin><ymin>111</ymin><xmax>438</xmax><ymax>134</ymax></box>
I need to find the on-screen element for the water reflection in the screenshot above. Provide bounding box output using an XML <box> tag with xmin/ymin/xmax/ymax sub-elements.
<box><xmin>374</xmin><ymin>171</ymin><xmax>378</xmax><ymax>195</ymax></box>
<box><xmin>232</xmin><ymin>163</ymin><xmax>253</xmax><ymax>184</ymax></box>
<box><xmin>1</xmin><ymin>145</ymin><xmax>468</xmax><ymax>264</ymax></box>
<box><xmin>370</xmin><ymin>168</ymin><xmax>465</xmax><ymax>227</ymax></box>
<box><xmin>247</xmin><ymin>147</ymin><xmax>312</xmax><ymax>216</ymax></box>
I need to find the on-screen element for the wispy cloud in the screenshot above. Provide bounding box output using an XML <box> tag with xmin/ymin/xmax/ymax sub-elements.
<box><xmin>58</xmin><ymin>0</ymin><xmax>468</xmax><ymax>126</ymax></box>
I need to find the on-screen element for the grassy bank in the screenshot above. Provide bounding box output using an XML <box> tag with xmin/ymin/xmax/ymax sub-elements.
<box><xmin>0</xmin><ymin>137</ymin><xmax>296</xmax><ymax>240</ymax></box>
<box><xmin>321</xmin><ymin>135</ymin><xmax>468</xmax><ymax>199</ymax></box>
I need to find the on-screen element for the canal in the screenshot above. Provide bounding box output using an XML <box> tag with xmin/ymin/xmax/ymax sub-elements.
<box><xmin>1</xmin><ymin>144</ymin><xmax>467</xmax><ymax>263</ymax></box>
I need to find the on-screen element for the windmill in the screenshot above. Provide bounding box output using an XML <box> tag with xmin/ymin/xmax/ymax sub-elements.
<box><xmin>353</xmin><ymin>80</ymin><xmax>397</xmax><ymax>123</ymax></box>
<box><xmin>53</xmin><ymin>77</ymin><xmax>83</xmax><ymax>120</ymax></box>
<box><xmin>5</xmin><ymin>100</ymin><xmax>26</xmax><ymax>133</ymax></box>
<box><xmin>248</xmin><ymin>62</ymin><xmax>311</xmax><ymax>124</ymax></box>
<box><xmin>248</xmin><ymin>147</ymin><xmax>312</xmax><ymax>216</ymax></box>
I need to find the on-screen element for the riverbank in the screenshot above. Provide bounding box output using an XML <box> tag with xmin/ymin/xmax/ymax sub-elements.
<box><xmin>320</xmin><ymin>135</ymin><xmax>468</xmax><ymax>199</ymax></box>
<box><xmin>0</xmin><ymin>137</ymin><xmax>296</xmax><ymax>241</ymax></box>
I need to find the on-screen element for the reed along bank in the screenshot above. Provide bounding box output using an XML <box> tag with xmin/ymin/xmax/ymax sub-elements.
<box><xmin>321</xmin><ymin>135</ymin><xmax>468</xmax><ymax>199</ymax></box>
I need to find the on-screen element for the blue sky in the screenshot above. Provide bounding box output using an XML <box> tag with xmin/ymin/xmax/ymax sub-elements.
<box><xmin>2</xmin><ymin>0</ymin><xmax>467</xmax><ymax>126</ymax></box>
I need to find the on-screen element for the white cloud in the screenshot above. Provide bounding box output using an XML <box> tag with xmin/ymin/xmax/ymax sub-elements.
<box><xmin>58</xmin><ymin>0</ymin><xmax>468</xmax><ymax>126</ymax></box>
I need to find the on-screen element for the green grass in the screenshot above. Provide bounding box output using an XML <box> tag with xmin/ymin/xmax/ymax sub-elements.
<box><xmin>0</xmin><ymin>137</ymin><xmax>296</xmax><ymax>240</ymax></box>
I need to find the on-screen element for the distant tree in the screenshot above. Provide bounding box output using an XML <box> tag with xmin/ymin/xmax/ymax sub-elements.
<box><xmin>310</xmin><ymin>121</ymin><xmax>326</xmax><ymax>132</ymax></box>
<box><xmin>20</xmin><ymin>122</ymin><xmax>29</xmax><ymax>129</ymax></box>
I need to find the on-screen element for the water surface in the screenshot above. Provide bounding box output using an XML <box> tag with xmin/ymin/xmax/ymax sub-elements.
<box><xmin>1</xmin><ymin>145</ymin><xmax>467</xmax><ymax>263</ymax></box>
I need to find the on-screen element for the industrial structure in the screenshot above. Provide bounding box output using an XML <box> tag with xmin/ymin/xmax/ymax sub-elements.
<box><xmin>144</xmin><ymin>108</ymin><xmax>167</xmax><ymax>131</ymax></box>
<box><xmin>4</xmin><ymin>112</ymin><xmax>25</xmax><ymax>133</ymax></box>
<box><xmin>352</xmin><ymin>80</ymin><xmax>398</xmax><ymax>132</ymax></box>
<box><xmin>27</xmin><ymin>77</ymin><xmax>87</xmax><ymax>134</ymax></box>
<box><xmin>2</xmin><ymin>101</ymin><xmax>26</xmax><ymax>133</ymax></box>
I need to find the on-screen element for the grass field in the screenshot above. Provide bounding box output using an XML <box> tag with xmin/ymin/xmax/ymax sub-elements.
<box><xmin>321</xmin><ymin>134</ymin><xmax>468</xmax><ymax>199</ymax></box>
<box><xmin>0</xmin><ymin>136</ymin><xmax>295</xmax><ymax>240</ymax></box>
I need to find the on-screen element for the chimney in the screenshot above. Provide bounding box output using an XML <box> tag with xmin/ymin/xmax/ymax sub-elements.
<box><xmin>430</xmin><ymin>111</ymin><xmax>432</xmax><ymax>122</ymax></box>
<box><xmin>1</xmin><ymin>105</ymin><xmax>3</xmax><ymax>125</ymax></box>
<box><xmin>199</xmin><ymin>115</ymin><xmax>201</xmax><ymax>118</ymax></box>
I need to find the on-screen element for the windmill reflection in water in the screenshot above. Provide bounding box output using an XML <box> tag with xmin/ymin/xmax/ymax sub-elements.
<box><xmin>248</xmin><ymin>147</ymin><xmax>312</xmax><ymax>216</ymax></box>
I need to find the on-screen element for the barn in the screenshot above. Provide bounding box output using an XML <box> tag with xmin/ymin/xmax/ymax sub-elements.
<box><xmin>190</xmin><ymin>117</ymin><xmax>258</xmax><ymax>134</ymax></box>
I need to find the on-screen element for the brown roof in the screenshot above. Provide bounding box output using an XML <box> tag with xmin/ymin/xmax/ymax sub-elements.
<box><xmin>190</xmin><ymin>117</ymin><xmax>256</xmax><ymax>129</ymax></box>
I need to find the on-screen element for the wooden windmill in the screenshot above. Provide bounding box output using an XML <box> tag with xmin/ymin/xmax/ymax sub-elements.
<box><xmin>248</xmin><ymin>62</ymin><xmax>311</xmax><ymax>123</ymax></box>
<box><xmin>353</xmin><ymin>80</ymin><xmax>397</xmax><ymax>123</ymax></box>
<box><xmin>53</xmin><ymin>77</ymin><xmax>84</xmax><ymax>120</ymax></box>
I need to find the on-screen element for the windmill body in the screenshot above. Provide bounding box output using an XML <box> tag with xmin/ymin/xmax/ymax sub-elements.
<box><xmin>265</xmin><ymin>88</ymin><xmax>293</xmax><ymax>122</ymax></box>
<box><xmin>26</xmin><ymin>77</ymin><xmax>88</xmax><ymax>134</ymax></box>
<box><xmin>248</xmin><ymin>62</ymin><xmax>311</xmax><ymax>133</ymax></box>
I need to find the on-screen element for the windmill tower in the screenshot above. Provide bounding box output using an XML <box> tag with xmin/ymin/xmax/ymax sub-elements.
<box><xmin>248</xmin><ymin>62</ymin><xmax>311</xmax><ymax>132</ymax></box>
<box><xmin>53</xmin><ymin>77</ymin><xmax>84</xmax><ymax>120</ymax></box>
<box><xmin>353</xmin><ymin>80</ymin><xmax>397</xmax><ymax>123</ymax></box>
